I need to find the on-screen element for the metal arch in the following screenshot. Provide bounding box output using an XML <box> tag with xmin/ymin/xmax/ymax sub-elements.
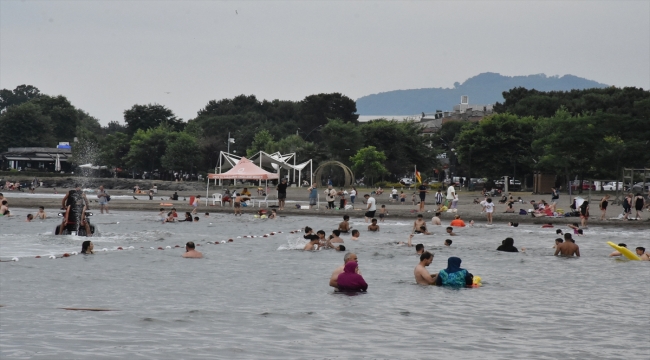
<box><xmin>313</xmin><ymin>161</ymin><xmax>355</xmax><ymax>187</ymax></box>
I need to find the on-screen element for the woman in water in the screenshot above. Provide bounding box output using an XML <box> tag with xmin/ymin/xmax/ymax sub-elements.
<box><xmin>435</xmin><ymin>257</ymin><xmax>473</xmax><ymax>287</ymax></box>
<box><xmin>80</xmin><ymin>240</ymin><xmax>94</xmax><ymax>254</ymax></box>
<box><xmin>497</xmin><ymin>237</ymin><xmax>523</xmax><ymax>252</ymax></box>
<box><xmin>599</xmin><ymin>194</ymin><xmax>610</xmax><ymax>220</ymax></box>
<box><xmin>336</xmin><ymin>261</ymin><xmax>368</xmax><ymax>292</ymax></box>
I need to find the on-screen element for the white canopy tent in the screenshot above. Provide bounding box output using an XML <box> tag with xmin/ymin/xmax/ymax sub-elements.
<box><xmin>206</xmin><ymin>157</ymin><xmax>280</xmax><ymax>205</ymax></box>
<box><xmin>215</xmin><ymin>151</ymin><xmax>312</xmax><ymax>187</ymax></box>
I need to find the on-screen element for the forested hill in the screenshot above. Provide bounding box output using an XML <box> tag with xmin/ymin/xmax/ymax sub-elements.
<box><xmin>356</xmin><ymin>72</ymin><xmax>608</xmax><ymax>115</ymax></box>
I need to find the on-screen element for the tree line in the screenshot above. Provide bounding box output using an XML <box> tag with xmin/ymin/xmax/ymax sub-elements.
<box><xmin>0</xmin><ymin>85</ymin><xmax>437</xmax><ymax>183</ymax></box>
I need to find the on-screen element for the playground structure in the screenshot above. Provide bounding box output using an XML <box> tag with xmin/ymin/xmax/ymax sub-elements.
<box><xmin>214</xmin><ymin>151</ymin><xmax>313</xmax><ymax>187</ymax></box>
<box><xmin>313</xmin><ymin>161</ymin><xmax>355</xmax><ymax>187</ymax></box>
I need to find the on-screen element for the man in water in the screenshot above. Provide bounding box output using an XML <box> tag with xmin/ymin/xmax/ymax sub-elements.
<box><xmin>304</xmin><ymin>234</ymin><xmax>320</xmax><ymax>251</ymax></box>
<box><xmin>329</xmin><ymin>252</ymin><xmax>360</xmax><ymax>289</ymax></box>
<box><xmin>415</xmin><ymin>244</ymin><xmax>425</xmax><ymax>255</ymax></box>
<box><xmin>182</xmin><ymin>241</ymin><xmax>203</xmax><ymax>258</ymax></box>
<box><xmin>431</xmin><ymin>212</ymin><xmax>442</xmax><ymax>226</ymax></box>
<box><xmin>553</xmin><ymin>238</ymin><xmax>563</xmax><ymax>249</ymax></box>
<box><xmin>450</xmin><ymin>215</ymin><xmax>466</xmax><ymax>227</ymax></box>
<box><xmin>364</xmin><ymin>194</ymin><xmax>376</xmax><ymax>222</ymax></box>
<box><xmin>414</xmin><ymin>251</ymin><xmax>437</xmax><ymax>285</ymax></box>
<box><xmin>36</xmin><ymin>206</ymin><xmax>47</xmax><ymax>219</ymax></box>
<box><xmin>609</xmin><ymin>243</ymin><xmax>628</xmax><ymax>257</ymax></box>
<box><xmin>277</xmin><ymin>178</ymin><xmax>288</xmax><ymax>210</ymax></box>
<box><xmin>446</xmin><ymin>226</ymin><xmax>457</xmax><ymax>236</ymax></box>
<box><xmin>338</xmin><ymin>215</ymin><xmax>350</xmax><ymax>233</ymax></box>
<box><xmin>368</xmin><ymin>218</ymin><xmax>379</xmax><ymax>231</ymax></box>
<box><xmin>444</xmin><ymin>239</ymin><xmax>452</xmax><ymax>246</ymax></box>
<box><xmin>636</xmin><ymin>247</ymin><xmax>650</xmax><ymax>260</ymax></box>
<box><xmin>351</xmin><ymin>229</ymin><xmax>360</xmax><ymax>240</ymax></box>
<box><xmin>554</xmin><ymin>234</ymin><xmax>580</xmax><ymax>257</ymax></box>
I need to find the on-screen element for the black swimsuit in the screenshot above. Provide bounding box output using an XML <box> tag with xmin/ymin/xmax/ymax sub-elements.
<box><xmin>601</xmin><ymin>200</ymin><xmax>608</xmax><ymax>209</ymax></box>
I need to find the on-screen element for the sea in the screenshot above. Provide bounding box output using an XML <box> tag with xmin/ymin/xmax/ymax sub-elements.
<box><xmin>1</xmin><ymin>208</ymin><xmax>648</xmax><ymax>359</ymax></box>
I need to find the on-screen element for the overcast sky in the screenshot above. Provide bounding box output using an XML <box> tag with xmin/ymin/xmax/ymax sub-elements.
<box><xmin>1</xmin><ymin>0</ymin><xmax>648</xmax><ymax>124</ymax></box>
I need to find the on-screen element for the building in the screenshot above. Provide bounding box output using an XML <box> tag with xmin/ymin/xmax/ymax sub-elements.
<box><xmin>1</xmin><ymin>147</ymin><xmax>72</xmax><ymax>172</ymax></box>
<box><xmin>418</xmin><ymin>96</ymin><xmax>494</xmax><ymax>134</ymax></box>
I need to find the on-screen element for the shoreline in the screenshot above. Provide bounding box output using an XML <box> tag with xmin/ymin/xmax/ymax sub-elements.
<box><xmin>4</xmin><ymin>195</ymin><xmax>649</xmax><ymax>228</ymax></box>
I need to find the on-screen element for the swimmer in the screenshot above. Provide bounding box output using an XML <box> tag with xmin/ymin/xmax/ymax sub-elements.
<box><xmin>36</xmin><ymin>206</ymin><xmax>46</xmax><ymax>219</ymax></box>
<box><xmin>204</xmin><ymin>212</ymin><xmax>210</xmax><ymax>217</ymax></box>
<box><xmin>234</xmin><ymin>193</ymin><xmax>249</xmax><ymax>216</ymax></box>
<box><xmin>165</xmin><ymin>211</ymin><xmax>175</xmax><ymax>223</ymax></box>
<box><xmin>635</xmin><ymin>247</ymin><xmax>649</xmax><ymax>260</ymax></box>
<box><xmin>351</xmin><ymin>229</ymin><xmax>360</xmax><ymax>240</ymax></box>
<box><xmin>182</xmin><ymin>241</ymin><xmax>203</xmax><ymax>258</ymax></box>
<box><xmin>268</xmin><ymin>209</ymin><xmax>277</xmax><ymax>219</ymax></box>
<box><xmin>316</xmin><ymin>230</ymin><xmax>327</xmax><ymax>247</ymax></box>
<box><xmin>554</xmin><ymin>234</ymin><xmax>580</xmax><ymax>257</ymax></box>
<box><xmin>446</xmin><ymin>226</ymin><xmax>457</xmax><ymax>236</ymax></box>
<box><xmin>413</xmin><ymin>214</ymin><xmax>426</xmax><ymax>232</ymax></box>
<box><xmin>415</xmin><ymin>244</ymin><xmax>424</xmax><ymax>255</ymax></box>
<box><xmin>609</xmin><ymin>243</ymin><xmax>627</xmax><ymax>257</ymax></box>
<box><xmin>469</xmin><ymin>220</ymin><xmax>475</xmax><ymax>227</ymax></box>
<box><xmin>556</xmin><ymin>229</ymin><xmax>563</xmax><ymax>235</ymax></box>
<box><xmin>26</xmin><ymin>214</ymin><xmax>34</xmax><ymax>222</ymax></box>
<box><xmin>378</xmin><ymin>204</ymin><xmax>387</xmax><ymax>222</ymax></box>
<box><xmin>436</xmin><ymin>257</ymin><xmax>474</xmax><ymax>287</ymax></box>
<box><xmin>368</xmin><ymin>218</ymin><xmax>379</xmax><ymax>232</ymax></box>
<box><xmin>449</xmin><ymin>215</ymin><xmax>466</xmax><ymax>227</ymax></box>
<box><xmin>568</xmin><ymin>223</ymin><xmax>580</xmax><ymax>232</ymax></box>
<box><xmin>183</xmin><ymin>212</ymin><xmax>192</xmax><ymax>222</ymax></box>
<box><xmin>304</xmin><ymin>235</ymin><xmax>320</xmax><ymax>251</ymax></box>
<box><xmin>193</xmin><ymin>216</ymin><xmax>199</xmax><ymax>222</ymax></box>
<box><xmin>553</xmin><ymin>238</ymin><xmax>563</xmax><ymax>249</ymax></box>
<box><xmin>508</xmin><ymin>222</ymin><xmax>519</xmax><ymax>227</ymax></box>
<box><xmin>576</xmin><ymin>229</ymin><xmax>584</xmax><ymax>236</ymax></box>
<box><xmin>497</xmin><ymin>237</ymin><xmax>525</xmax><ymax>252</ymax></box>
<box><xmin>444</xmin><ymin>239</ymin><xmax>452</xmax><ymax>246</ymax></box>
<box><xmin>338</xmin><ymin>215</ymin><xmax>350</xmax><ymax>233</ymax></box>
<box><xmin>332</xmin><ymin>245</ymin><xmax>346</xmax><ymax>251</ymax></box>
<box><xmin>329</xmin><ymin>252</ymin><xmax>360</xmax><ymax>289</ymax></box>
<box><xmin>431</xmin><ymin>212</ymin><xmax>442</xmax><ymax>226</ymax></box>
<box><xmin>414</xmin><ymin>226</ymin><xmax>431</xmax><ymax>235</ymax></box>
<box><xmin>80</xmin><ymin>240</ymin><xmax>94</xmax><ymax>254</ymax></box>
<box><xmin>336</xmin><ymin>261</ymin><xmax>367</xmax><ymax>292</ymax></box>
<box><xmin>303</xmin><ymin>226</ymin><xmax>314</xmax><ymax>239</ymax></box>
<box><xmin>158</xmin><ymin>208</ymin><xmax>166</xmax><ymax>222</ymax></box>
<box><xmin>414</xmin><ymin>251</ymin><xmax>438</xmax><ymax>285</ymax></box>
<box><xmin>327</xmin><ymin>230</ymin><xmax>344</xmax><ymax>248</ymax></box>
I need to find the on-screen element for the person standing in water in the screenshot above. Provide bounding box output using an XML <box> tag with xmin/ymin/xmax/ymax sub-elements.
<box><xmin>182</xmin><ymin>241</ymin><xmax>203</xmax><ymax>258</ymax></box>
<box><xmin>80</xmin><ymin>240</ymin><xmax>94</xmax><ymax>254</ymax></box>
<box><xmin>436</xmin><ymin>257</ymin><xmax>473</xmax><ymax>287</ymax></box>
<box><xmin>484</xmin><ymin>198</ymin><xmax>495</xmax><ymax>225</ymax></box>
<box><xmin>329</xmin><ymin>252</ymin><xmax>360</xmax><ymax>289</ymax></box>
<box><xmin>97</xmin><ymin>185</ymin><xmax>109</xmax><ymax>214</ymax></box>
<box><xmin>414</xmin><ymin>251</ymin><xmax>437</xmax><ymax>285</ymax></box>
<box><xmin>336</xmin><ymin>261</ymin><xmax>368</xmax><ymax>292</ymax></box>
<box><xmin>555</xmin><ymin>234</ymin><xmax>580</xmax><ymax>257</ymax></box>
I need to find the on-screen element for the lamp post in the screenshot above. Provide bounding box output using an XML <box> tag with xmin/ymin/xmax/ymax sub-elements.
<box><xmin>227</xmin><ymin>132</ymin><xmax>235</xmax><ymax>154</ymax></box>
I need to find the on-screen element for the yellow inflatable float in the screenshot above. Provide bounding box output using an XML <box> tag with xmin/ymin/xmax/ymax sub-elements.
<box><xmin>607</xmin><ymin>242</ymin><xmax>640</xmax><ymax>260</ymax></box>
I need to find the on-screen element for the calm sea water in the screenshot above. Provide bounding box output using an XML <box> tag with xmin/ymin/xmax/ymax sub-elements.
<box><xmin>1</xmin><ymin>209</ymin><xmax>648</xmax><ymax>359</ymax></box>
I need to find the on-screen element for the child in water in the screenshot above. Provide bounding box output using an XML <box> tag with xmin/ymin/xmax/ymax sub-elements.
<box><xmin>368</xmin><ymin>219</ymin><xmax>379</xmax><ymax>231</ymax></box>
<box><xmin>351</xmin><ymin>229</ymin><xmax>360</xmax><ymax>240</ymax></box>
<box><xmin>379</xmin><ymin>205</ymin><xmax>387</xmax><ymax>222</ymax></box>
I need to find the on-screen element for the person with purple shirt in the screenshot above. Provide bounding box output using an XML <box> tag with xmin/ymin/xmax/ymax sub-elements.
<box><xmin>336</xmin><ymin>261</ymin><xmax>368</xmax><ymax>292</ymax></box>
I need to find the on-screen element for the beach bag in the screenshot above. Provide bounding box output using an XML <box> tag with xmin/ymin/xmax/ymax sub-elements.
<box><xmin>519</xmin><ymin>209</ymin><xmax>527</xmax><ymax>215</ymax></box>
<box><xmin>106</xmin><ymin>195</ymin><xmax>111</xmax><ymax>202</ymax></box>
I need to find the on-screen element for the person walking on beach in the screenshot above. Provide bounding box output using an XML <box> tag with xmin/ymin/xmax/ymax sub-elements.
<box><xmin>579</xmin><ymin>201</ymin><xmax>589</xmax><ymax>227</ymax></box>
<box><xmin>622</xmin><ymin>193</ymin><xmax>632</xmax><ymax>220</ymax></box>
<box><xmin>97</xmin><ymin>185</ymin><xmax>109</xmax><ymax>214</ymax></box>
<box><xmin>418</xmin><ymin>181</ymin><xmax>429</xmax><ymax>212</ymax></box>
<box><xmin>276</xmin><ymin>178</ymin><xmax>288</xmax><ymax>210</ymax></box>
<box><xmin>182</xmin><ymin>241</ymin><xmax>203</xmax><ymax>258</ymax></box>
<box><xmin>338</xmin><ymin>187</ymin><xmax>346</xmax><ymax>209</ymax></box>
<box><xmin>599</xmin><ymin>194</ymin><xmax>610</xmax><ymax>220</ymax></box>
<box><xmin>435</xmin><ymin>189</ymin><xmax>443</xmax><ymax>209</ymax></box>
<box><xmin>308</xmin><ymin>183</ymin><xmax>318</xmax><ymax>209</ymax></box>
<box><xmin>325</xmin><ymin>185</ymin><xmax>337</xmax><ymax>209</ymax></box>
<box><xmin>349</xmin><ymin>187</ymin><xmax>357</xmax><ymax>204</ymax></box>
<box><xmin>633</xmin><ymin>193</ymin><xmax>645</xmax><ymax>220</ymax></box>
<box><xmin>446</xmin><ymin>183</ymin><xmax>456</xmax><ymax>208</ymax></box>
<box><xmin>414</xmin><ymin>251</ymin><xmax>437</xmax><ymax>285</ymax></box>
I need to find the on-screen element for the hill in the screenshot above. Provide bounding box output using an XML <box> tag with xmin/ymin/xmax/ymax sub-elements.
<box><xmin>355</xmin><ymin>72</ymin><xmax>608</xmax><ymax>115</ymax></box>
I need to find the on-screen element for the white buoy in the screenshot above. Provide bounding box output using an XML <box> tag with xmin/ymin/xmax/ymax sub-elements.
<box><xmin>150</xmin><ymin>247</ymin><xmax>155</xmax><ymax>249</ymax></box>
<box><xmin>102</xmin><ymin>248</ymin><xmax>108</xmax><ymax>252</ymax></box>
<box><xmin>49</xmin><ymin>255</ymin><xmax>56</xmax><ymax>259</ymax></box>
<box><xmin>71</xmin><ymin>252</ymin><xmax>78</xmax><ymax>255</ymax></box>
<box><xmin>165</xmin><ymin>246</ymin><xmax>171</xmax><ymax>249</ymax></box>
<box><xmin>128</xmin><ymin>246</ymin><xmax>134</xmax><ymax>250</ymax></box>
<box><xmin>220</xmin><ymin>240</ymin><xmax>226</xmax><ymax>244</ymax></box>
<box><xmin>236</xmin><ymin>236</ymin><xmax>242</xmax><ymax>239</ymax></box>
<box><xmin>11</xmin><ymin>257</ymin><xmax>19</xmax><ymax>262</ymax></box>
<box><xmin>116</xmin><ymin>222</ymin><xmax>120</xmax><ymax>224</ymax></box>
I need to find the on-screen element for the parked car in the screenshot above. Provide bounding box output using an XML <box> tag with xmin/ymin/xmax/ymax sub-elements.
<box><xmin>602</xmin><ymin>182</ymin><xmax>624</xmax><ymax>191</ymax></box>
<box><xmin>570</xmin><ymin>181</ymin><xmax>596</xmax><ymax>191</ymax></box>
<box><xmin>400</xmin><ymin>178</ymin><xmax>415</xmax><ymax>185</ymax></box>
<box><xmin>631</xmin><ymin>182</ymin><xmax>650</xmax><ymax>192</ymax></box>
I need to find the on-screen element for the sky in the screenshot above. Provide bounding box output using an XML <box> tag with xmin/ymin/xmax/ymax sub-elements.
<box><xmin>1</xmin><ymin>0</ymin><xmax>649</xmax><ymax>125</ymax></box>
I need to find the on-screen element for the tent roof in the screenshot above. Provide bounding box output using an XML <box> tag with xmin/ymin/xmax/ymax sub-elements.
<box><xmin>208</xmin><ymin>157</ymin><xmax>279</xmax><ymax>180</ymax></box>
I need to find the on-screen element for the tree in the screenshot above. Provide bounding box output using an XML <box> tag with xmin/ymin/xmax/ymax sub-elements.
<box><xmin>97</xmin><ymin>132</ymin><xmax>130</xmax><ymax>170</ymax></box>
<box><xmin>455</xmin><ymin>113</ymin><xmax>535</xmax><ymax>180</ymax></box>
<box><xmin>320</xmin><ymin>119</ymin><xmax>363</xmax><ymax>162</ymax></box>
<box><xmin>161</xmin><ymin>132</ymin><xmax>202</xmax><ymax>173</ymax></box>
<box><xmin>125</xmin><ymin>125</ymin><xmax>176</xmax><ymax>174</ymax></box>
<box><xmin>246</xmin><ymin>130</ymin><xmax>275</xmax><ymax>157</ymax></box>
<box><xmin>349</xmin><ymin>146</ymin><xmax>388</xmax><ymax>185</ymax></box>
<box><xmin>299</xmin><ymin>93</ymin><xmax>358</xmax><ymax>130</ymax></box>
<box><xmin>0</xmin><ymin>102</ymin><xmax>55</xmax><ymax>149</ymax></box>
<box><xmin>31</xmin><ymin>95</ymin><xmax>80</xmax><ymax>143</ymax></box>
<box><xmin>0</xmin><ymin>84</ymin><xmax>41</xmax><ymax>112</ymax></box>
<box><xmin>124</xmin><ymin>104</ymin><xmax>184</xmax><ymax>136</ymax></box>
